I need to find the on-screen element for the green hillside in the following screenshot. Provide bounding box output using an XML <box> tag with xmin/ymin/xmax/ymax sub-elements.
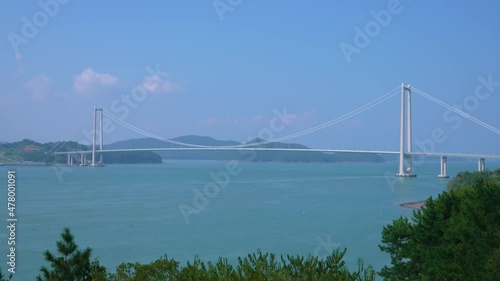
<box><xmin>0</xmin><ymin>139</ymin><xmax>161</xmax><ymax>165</ymax></box>
<box><xmin>0</xmin><ymin>139</ymin><xmax>85</xmax><ymax>164</ymax></box>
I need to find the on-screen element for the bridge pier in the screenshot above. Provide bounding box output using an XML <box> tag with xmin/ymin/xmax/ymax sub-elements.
<box><xmin>478</xmin><ymin>158</ymin><xmax>486</xmax><ymax>172</ymax></box>
<box><xmin>80</xmin><ymin>154</ymin><xmax>88</xmax><ymax>166</ymax></box>
<box><xmin>438</xmin><ymin>156</ymin><xmax>449</xmax><ymax>178</ymax></box>
<box><xmin>67</xmin><ymin>154</ymin><xmax>74</xmax><ymax>166</ymax></box>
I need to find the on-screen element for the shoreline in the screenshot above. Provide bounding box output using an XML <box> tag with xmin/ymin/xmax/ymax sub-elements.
<box><xmin>0</xmin><ymin>162</ymin><xmax>47</xmax><ymax>166</ymax></box>
<box><xmin>400</xmin><ymin>201</ymin><xmax>426</xmax><ymax>209</ymax></box>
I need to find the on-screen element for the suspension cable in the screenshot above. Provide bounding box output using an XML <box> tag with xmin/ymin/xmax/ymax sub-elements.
<box><xmin>102</xmin><ymin>86</ymin><xmax>401</xmax><ymax>148</ymax></box>
<box><xmin>412</xmin><ymin>87</ymin><xmax>500</xmax><ymax>135</ymax></box>
<box><xmin>47</xmin><ymin>141</ymin><xmax>66</xmax><ymax>153</ymax></box>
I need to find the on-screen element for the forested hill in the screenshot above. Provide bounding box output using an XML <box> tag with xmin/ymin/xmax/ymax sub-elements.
<box><xmin>0</xmin><ymin>139</ymin><xmax>161</xmax><ymax>165</ymax></box>
<box><xmin>0</xmin><ymin>136</ymin><xmax>385</xmax><ymax>165</ymax></box>
<box><xmin>106</xmin><ymin>136</ymin><xmax>385</xmax><ymax>163</ymax></box>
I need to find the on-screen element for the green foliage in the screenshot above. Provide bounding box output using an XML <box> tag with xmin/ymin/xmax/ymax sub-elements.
<box><xmin>379</xmin><ymin>172</ymin><xmax>500</xmax><ymax>280</ymax></box>
<box><xmin>90</xmin><ymin>260</ymin><xmax>109</xmax><ymax>281</ymax></box>
<box><xmin>36</xmin><ymin>227</ymin><xmax>106</xmax><ymax>281</ymax></box>
<box><xmin>110</xmin><ymin>256</ymin><xmax>180</xmax><ymax>281</ymax></box>
<box><xmin>447</xmin><ymin>168</ymin><xmax>500</xmax><ymax>191</ymax></box>
<box><xmin>109</xmin><ymin>249</ymin><xmax>375</xmax><ymax>281</ymax></box>
<box><xmin>40</xmin><ymin>228</ymin><xmax>374</xmax><ymax>281</ymax></box>
<box><xmin>0</xmin><ymin>268</ymin><xmax>12</xmax><ymax>281</ymax></box>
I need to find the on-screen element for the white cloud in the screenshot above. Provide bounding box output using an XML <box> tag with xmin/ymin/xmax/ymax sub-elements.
<box><xmin>24</xmin><ymin>74</ymin><xmax>54</xmax><ymax>100</ymax></box>
<box><xmin>142</xmin><ymin>75</ymin><xmax>180</xmax><ymax>94</ymax></box>
<box><xmin>15</xmin><ymin>53</ymin><xmax>22</xmax><ymax>61</ymax></box>
<box><xmin>73</xmin><ymin>68</ymin><xmax>119</xmax><ymax>94</ymax></box>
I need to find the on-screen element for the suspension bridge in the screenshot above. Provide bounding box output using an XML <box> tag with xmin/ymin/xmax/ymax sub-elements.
<box><xmin>54</xmin><ymin>84</ymin><xmax>500</xmax><ymax>178</ymax></box>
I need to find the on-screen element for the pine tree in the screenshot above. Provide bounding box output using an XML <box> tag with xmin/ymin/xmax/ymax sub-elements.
<box><xmin>36</xmin><ymin>227</ymin><xmax>101</xmax><ymax>281</ymax></box>
<box><xmin>379</xmin><ymin>172</ymin><xmax>500</xmax><ymax>280</ymax></box>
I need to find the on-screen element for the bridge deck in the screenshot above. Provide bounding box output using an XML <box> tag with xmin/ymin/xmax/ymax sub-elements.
<box><xmin>54</xmin><ymin>147</ymin><xmax>500</xmax><ymax>159</ymax></box>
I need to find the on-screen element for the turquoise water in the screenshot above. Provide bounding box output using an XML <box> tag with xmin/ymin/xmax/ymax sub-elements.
<box><xmin>1</xmin><ymin>159</ymin><xmax>499</xmax><ymax>280</ymax></box>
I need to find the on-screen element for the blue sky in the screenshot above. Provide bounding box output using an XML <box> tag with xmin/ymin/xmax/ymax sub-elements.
<box><xmin>1</xmin><ymin>0</ymin><xmax>499</xmax><ymax>154</ymax></box>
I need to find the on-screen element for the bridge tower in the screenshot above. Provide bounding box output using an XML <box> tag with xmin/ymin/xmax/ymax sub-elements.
<box><xmin>396</xmin><ymin>84</ymin><xmax>416</xmax><ymax>177</ymax></box>
<box><xmin>99</xmin><ymin>108</ymin><xmax>104</xmax><ymax>164</ymax></box>
<box><xmin>91</xmin><ymin>107</ymin><xmax>104</xmax><ymax>167</ymax></box>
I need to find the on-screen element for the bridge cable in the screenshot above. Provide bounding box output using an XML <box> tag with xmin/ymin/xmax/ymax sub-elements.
<box><xmin>47</xmin><ymin>141</ymin><xmax>66</xmax><ymax>153</ymax></box>
<box><xmin>101</xmin><ymin>86</ymin><xmax>401</xmax><ymax>148</ymax></box>
<box><xmin>412</xmin><ymin>87</ymin><xmax>500</xmax><ymax>135</ymax></box>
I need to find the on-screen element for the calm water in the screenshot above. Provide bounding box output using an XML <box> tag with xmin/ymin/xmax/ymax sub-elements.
<box><xmin>1</xmin><ymin>159</ymin><xmax>499</xmax><ymax>280</ymax></box>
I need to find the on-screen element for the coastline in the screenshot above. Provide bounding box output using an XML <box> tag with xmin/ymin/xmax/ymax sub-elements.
<box><xmin>400</xmin><ymin>201</ymin><xmax>426</xmax><ymax>209</ymax></box>
<box><xmin>0</xmin><ymin>162</ymin><xmax>47</xmax><ymax>166</ymax></box>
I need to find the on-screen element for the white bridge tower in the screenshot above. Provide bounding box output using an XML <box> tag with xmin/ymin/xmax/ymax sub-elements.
<box><xmin>396</xmin><ymin>84</ymin><xmax>416</xmax><ymax>177</ymax></box>
<box><xmin>91</xmin><ymin>106</ymin><xmax>104</xmax><ymax>167</ymax></box>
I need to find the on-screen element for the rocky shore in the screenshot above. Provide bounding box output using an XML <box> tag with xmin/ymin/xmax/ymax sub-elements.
<box><xmin>400</xmin><ymin>201</ymin><xmax>426</xmax><ymax>209</ymax></box>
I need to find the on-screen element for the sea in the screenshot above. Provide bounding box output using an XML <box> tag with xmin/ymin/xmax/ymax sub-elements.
<box><xmin>1</xmin><ymin>159</ymin><xmax>499</xmax><ymax>280</ymax></box>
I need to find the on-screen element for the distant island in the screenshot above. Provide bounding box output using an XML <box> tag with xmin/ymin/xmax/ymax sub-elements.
<box><xmin>105</xmin><ymin>135</ymin><xmax>385</xmax><ymax>163</ymax></box>
<box><xmin>0</xmin><ymin>136</ymin><xmax>385</xmax><ymax>165</ymax></box>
